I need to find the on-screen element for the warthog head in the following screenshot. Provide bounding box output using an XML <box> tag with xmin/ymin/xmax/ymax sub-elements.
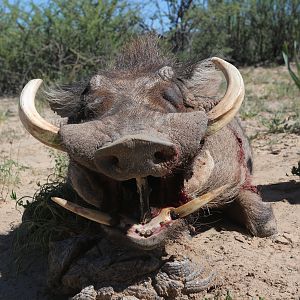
<box><xmin>19</xmin><ymin>36</ymin><xmax>244</xmax><ymax>249</ymax></box>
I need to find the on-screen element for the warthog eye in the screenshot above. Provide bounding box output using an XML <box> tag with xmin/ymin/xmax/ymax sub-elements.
<box><xmin>162</xmin><ymin>85</ymin><xmax>183</xmax><ymax>109</ymax></box>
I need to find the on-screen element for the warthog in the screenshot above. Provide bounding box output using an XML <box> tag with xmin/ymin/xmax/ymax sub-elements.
<box><xmin>19</xmin><ymin>36</ymin><xmax>276</xmax><ymax>297</ymax></box>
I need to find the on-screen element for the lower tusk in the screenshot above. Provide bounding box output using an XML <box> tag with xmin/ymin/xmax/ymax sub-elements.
<box><xmin>51</xmin><ymin>197</ymin><xmax>116</xmax><ymax>226</ymax></box>
<box><xmin>173</xmin><ymin>185</ymin><xmax>228</xmax><ymax>218</ymax></box>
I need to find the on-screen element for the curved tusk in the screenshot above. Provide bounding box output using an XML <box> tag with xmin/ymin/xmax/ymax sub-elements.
<box><xmin>51</xmin><ymin>197</ymin><xmax>117</xmax><ymax>226</ymax></box>
<box><xmin>173</xmin><ymin>185</ymin><xmax>228</xmax><ymax>218</ymax></box>
<box><xmin>19</xmin><ymin>79</ymin><xmax>65</xmax><ymax>151</ymax></box>
<box><xmin>206</xmin><ymin>57</ymin><xmax>245</xmax><ymax>135</ymax></box>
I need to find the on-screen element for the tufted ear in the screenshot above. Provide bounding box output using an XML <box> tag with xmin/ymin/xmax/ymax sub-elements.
<box><xmin>43</xmin><ymin>82</ymin><xmax>87</xmax><ymax>120</ymax></box>
<box><xmin>180</xmin><ymin>59</ymin><xmax>222</xmax><ymax>111</ymax></box>
<box><xmin>180</xmin><ymin>57</ymin><xmax>244</xmax><ymax>135</ymax></box>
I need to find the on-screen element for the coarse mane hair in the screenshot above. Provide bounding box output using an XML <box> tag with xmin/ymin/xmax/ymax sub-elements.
<box><xmin>113</xmin><ymin>34</ymin><xmax>176</xmax><ymax>72</ymax></box>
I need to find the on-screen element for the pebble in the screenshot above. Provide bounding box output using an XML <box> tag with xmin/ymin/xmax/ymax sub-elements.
<box><xmin>282</xmin><ymin>233</ymin><xmax>295</xmax><ymax>244</ymax></box>
<box><xmin>274</xmin><ymin>235</ymin><xmax>290</xmax><ymax>245</ymax></box>
<box><xmin>271</xmin><ymin>149</ymin><xmax>281</xmax><ymax>155</ymax></box>
<box><xmin>234</xmin><ymin>235</ymin><xmax>246</xmax><ymax>243</ymax></box>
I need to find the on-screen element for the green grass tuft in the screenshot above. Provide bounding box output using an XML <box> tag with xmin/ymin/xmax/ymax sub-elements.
<box><xmin>12</xmin><ymin>178</ymin><xmax>95</xmax><ymax>269</ymax></box>
<box><xmin>0</xmin><ymin>156</ymin><xmax>27</xmax><ymax>201</ymax></box>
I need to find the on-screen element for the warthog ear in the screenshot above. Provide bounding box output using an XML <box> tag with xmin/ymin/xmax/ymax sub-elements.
<box><xmin>180</xmin><ymin>59</ymin><xmax>222</xmax><ymax>111</ymax></box>
<box><xmin>181</xmin><ymin>58</ymin><xmax>244</xmax><ymax>135</ymax></box>
<box><xmin>43</xmin><ymin>82</ymin><xmax>87</xmax><ymax>120</ymax></box>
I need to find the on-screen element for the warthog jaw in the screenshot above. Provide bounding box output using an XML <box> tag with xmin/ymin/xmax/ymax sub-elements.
<box><xmin>51</xmin><ymin>184</ymin><xmax>227</xmax><ymax>240</ymax></box>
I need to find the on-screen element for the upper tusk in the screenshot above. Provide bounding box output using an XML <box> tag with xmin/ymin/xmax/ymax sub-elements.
<box><xmin>206</xmin><ymin>57</ymin><xmax>245</xmax><ymax>135</ymax></box>
<box><xmin>173</xmin><ymin>185</ymin><xmax>228</xmax><ymax>218</ymax></box>
<box><xmin>51</xmin><ymin>197</ymin><xmax>116</xmax><ymax>226</ymax></box>
<box><xmin>19</xmin><ymin>79</ymin><xmax>65</xmax><ymax>151</ymax></box>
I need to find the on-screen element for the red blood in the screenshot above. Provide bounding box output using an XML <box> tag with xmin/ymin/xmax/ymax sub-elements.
<box><xmin>178</xmin><ymin>189</ymin><xmax>190</xmax><ymax>205</ymax></box>
<box><xmin>241</xmin><ymin>178</ymin><xmax>258</xmax><ymax>193</ymax></box>
<box><xmin>231</xmin><ymin>128</ymin><xmax>259</xmax><ymax>195</ymax></box>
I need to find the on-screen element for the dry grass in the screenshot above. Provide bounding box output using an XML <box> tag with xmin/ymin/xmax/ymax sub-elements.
<box><xmin>240</xmin><ymin>66</ymin><xmax>300</xmax><ymax>135</ymax></box>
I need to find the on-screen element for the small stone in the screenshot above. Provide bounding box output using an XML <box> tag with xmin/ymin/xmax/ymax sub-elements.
<box><xmin>145</xmin><ymin>229</ymin><xmax>153</xmax><ymax>237</ymax></box>
<box><xmin>274</xmin><ymin>235</ymin><xmax>290</xmax><ymax>245</ymax></box>
<box><xmin>282</xmin><ymin>233</ymin><xmax>295</xmax><ymax>244</ymax></box>
<box><xmin>72</xmin><ymin>285</ymin><xmax>97</xmax><ymax>300</ymax></box>
<box><xmin>246</xmin><ymin>291</ymin><xmax>254</xmax><ymax>297</ymax></box>
<box><xmin>271</xmin><ymin>149</ymin><xmax>281</xmax><ymax>155</ymax></box>
<box><xmin>97</xmin><ymin>287</ymin><xmax>114</xmax><ymax>300</ymax></box>
<box><xmin>234</xmin><ymin>235</ymin><xmax>246</xmax><ymax>243</ymax></box>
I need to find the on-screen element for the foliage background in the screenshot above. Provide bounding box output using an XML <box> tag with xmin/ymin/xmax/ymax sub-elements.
<box><xmin>0</xmin><ymin>0</ymin><xmax>299</xmax><ymax>94</ymax></box>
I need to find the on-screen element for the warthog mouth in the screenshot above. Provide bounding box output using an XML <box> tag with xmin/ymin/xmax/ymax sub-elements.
<box><xmin>52</xmin><ymin>175</ymin><xmax>227</xmax><ymax>248</ymax></box>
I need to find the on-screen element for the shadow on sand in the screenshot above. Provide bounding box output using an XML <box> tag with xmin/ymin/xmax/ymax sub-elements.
<box><xmin>0</xmin><ymin>230</ymin><xmax>66</xmax><ymax>300</ymax></box>
<box><xmin>258</xmin><ymin>180</ymin><xmax>300</xmax><ymax>204</ymax></box>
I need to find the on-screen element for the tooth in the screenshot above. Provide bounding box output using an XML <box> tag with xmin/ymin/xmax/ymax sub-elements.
<box><xmin>144</xmin><ymin>229</ymin><xmax>153</xmax><ymax>237</ymax></box>
<box><xmin>172</xmin><ymin>185</ymin><xmax>228</xmax><ymax>218</ymax></box>
<box><xmin>51</xmin><ymin>197</ymin><xmax>116</xmax><ymax>226</ymax></box>
<box><xmin>136</xmin><ymin>177</ymin><xmax>151</xmax><ymax>223</ymax></box>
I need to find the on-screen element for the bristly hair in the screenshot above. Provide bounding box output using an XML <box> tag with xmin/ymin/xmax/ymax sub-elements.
<box><xmin>113</xmin><ymin>34</ymin><xmax>176</xmax><ymax>72</ymax></box>
<box><xmin>43</xmin><ymin>81</ymin><xmax>88</xmax><ymax>120</ymax></box>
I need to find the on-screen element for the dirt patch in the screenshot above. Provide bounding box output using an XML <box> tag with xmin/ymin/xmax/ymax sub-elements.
<box><xmin>0</xmin><ymin>66</ymin><xmax>299</xmax><ymax>299</ymax></box>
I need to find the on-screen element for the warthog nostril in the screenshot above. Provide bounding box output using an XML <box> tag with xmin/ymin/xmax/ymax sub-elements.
<box><xmin>154</xmin><ymin>150</ymin><xmax>175</xmax><ymax>164</ymax></box>
<box><xmin>110</xmin><ymin>156</ymin><xmax>119</xmax><ymax>166</ymax></box>
<box><xmin>94</xmin><ymin>135</ymin><xmax>178</xmax><ymax>179</ymax></box>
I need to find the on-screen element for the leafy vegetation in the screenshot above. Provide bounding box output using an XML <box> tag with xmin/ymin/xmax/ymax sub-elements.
<box><xmin>0</xmin><ymin>0</ymin><xmax>141</xmax><ymax>94</ymax></box>
<box><xmin>282</xmin><ymin>40</ymin><xmax>300</xmax><ymax>135</ymax></box>
<box><xmin>0</xmin><ymin>109</ymin><xmax>9</xmax><ymax>123</ymax></box>
<box><xmin>1</xmin><ymin>0</ymin><xmax>300</xmax><ymax>94</ymax></box>
<box><xmin>12</xmin><ymin>180</ymin><xmax>97</xmax><ymax>269</ymax></box>
<box><xmin>0</xmin><ymin>156</ymin><xmax>27</xmax><ymax>201</ymax></box>
<box><xmin>283</xmin><ymin>41</ymin><xmax>300</xmax><ymax>89</ymax></box>
<box><xmin>48</xmin><ymin>149</ymin><xmax>69</xmax><ymax>179</ymax></box>
<box><xmin>12</xmin><ymin>151</ymin><xmax>94</xmax><ymax>267</ymax></box>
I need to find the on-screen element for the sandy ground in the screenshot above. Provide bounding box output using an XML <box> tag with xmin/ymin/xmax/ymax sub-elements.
<box><xmin>0</xmin><ymin>69</ymin><xmax>299</xmax><ymax>299</ymax></box>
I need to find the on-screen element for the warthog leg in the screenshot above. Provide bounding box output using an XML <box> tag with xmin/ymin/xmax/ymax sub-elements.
<box><xmin>228</xmin><ymin>189</ymin><xmax>277</xmax><ymax>237</ymax></box>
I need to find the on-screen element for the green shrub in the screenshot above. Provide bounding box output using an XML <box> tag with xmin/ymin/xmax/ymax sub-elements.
<box><xmin>0</xmin><ymin>0</ymin><xmax>141</xmax><ymax>94</ymax></box>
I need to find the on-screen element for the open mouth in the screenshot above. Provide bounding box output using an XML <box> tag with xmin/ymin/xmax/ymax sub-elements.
<box><xmin>51</xmin><ymin>175</ymin><xmax>227</xmax><ymax>245</ymax></box>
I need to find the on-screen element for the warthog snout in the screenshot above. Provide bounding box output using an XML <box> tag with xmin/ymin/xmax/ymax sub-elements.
<box><xmin>94</xmin><ymin>134</ymin><xmax>178</xmax><ymax>180</ymax></box>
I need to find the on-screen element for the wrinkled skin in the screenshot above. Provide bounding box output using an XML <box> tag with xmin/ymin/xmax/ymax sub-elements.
<box><xmin>48</xmin><ymin>234</ymin><xmax>215</xmax><ymax>299</ymax></box>
<box><xmin>44</xmin><ymin>36</ymin><xmax>277</xmax><ymax>296</ymax></box>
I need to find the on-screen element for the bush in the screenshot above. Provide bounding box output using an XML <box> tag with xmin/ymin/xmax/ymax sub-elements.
<box><xmin>0</xmin><ymin>0</ymin><xmax>141</xmax><ymax>94</ymax></box>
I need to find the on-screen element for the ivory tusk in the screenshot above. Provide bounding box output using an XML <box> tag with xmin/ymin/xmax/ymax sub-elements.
<box><xmin>206</xmin><ymin>57</ymin><xmax>245</xmax><ymax>135</ymax></box>
<box><xmin>173</xmin><ymin>185</ymin><xmax>228</xmax><ymax>218</ymax></box>
<box><xmin>19</xmin><ymin>79</ymin><xmax>65</xmax><ymax>151</ymax></box>
<box><xmin>51</xmin><ymin>197</ymin><xmax>116</xmax><ymax>226</ymax></box>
